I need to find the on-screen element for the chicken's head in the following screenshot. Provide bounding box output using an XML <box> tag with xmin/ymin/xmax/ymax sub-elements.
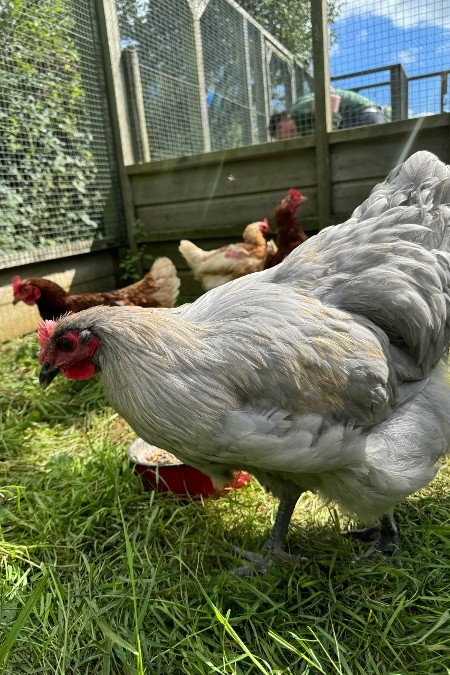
<box><xmin>259</xmin><ymin>218</ymin><xmax>270</xmax><ymax>235</ymax></box>
<box><xmin>285</xmin><ymin>189</ymin><xmax>307</xmax><ymax>213</ymax></box>
<box><xmin>38</xmin><ymin>318</ymin><xmax>101</xmax><ymax>387</ymax></box>
<box><xmin>242</xmin><ymin>219</ymin><xmax>271</xmax><ymax>243</ymax></box>
<box><xmin>12</xmin><ymin>276</ymin><xmax>41</xmax><ymax>306</ymax></box>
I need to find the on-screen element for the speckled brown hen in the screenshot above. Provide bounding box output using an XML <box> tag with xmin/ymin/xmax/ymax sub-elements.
<box><xmin>12</xmin><ymin>257</ymin><xmax>180</xmax><ymax>320</ymax></box>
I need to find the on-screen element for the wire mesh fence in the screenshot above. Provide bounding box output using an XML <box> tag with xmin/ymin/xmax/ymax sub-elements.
<box><xmin>329</xmin><ymin>0</ymin><xmax>449</xmax><ymax>129</ymax></box>
<box><xmin>0</xmin><ymin>0</ymin><xmax>124</xmax><ymax>269</ymax></box>
<box><xmin>1</xmin><ymin>0</ymin><xmax>448</xmax><ymax>267</ymax></box>
<box><xmin>118</xmin><ymin>0</ymin><xmax>449</xmax><ymax>153</ymax></box>
<box><xmin>117</xmin><ymin>0</ymin><xmax>310</xmax><ymax>160</ymax></box>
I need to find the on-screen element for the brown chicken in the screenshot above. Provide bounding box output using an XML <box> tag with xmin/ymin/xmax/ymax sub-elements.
<box><xmin>263</xmin><ymin>189</ymin><xmax>308</xmax><ymax>269</ymax></box>
<box><xmin>12</xmin><ymin>257</ymin><xmax>180</xmax><ymax>320</ymax></box>
<box><xmin>179</xmin><ymin>220</ymin><xmax>276</xmax><ymax>291</ymax></box>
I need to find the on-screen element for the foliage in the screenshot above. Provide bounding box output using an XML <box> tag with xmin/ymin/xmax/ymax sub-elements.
<box><xmin>1</xmin><ymin>334</ymin><xmax>450</xmax><ymax>673</ymax></box>
<box><xmin>238</xmin><ymin>0</ymin><xmax>342</xmax><ymax>63</ymax></box>
<box><xmin>0</xmin><ymin>0</ymin><xmax>102</xmax><ymax>256</ymax></box>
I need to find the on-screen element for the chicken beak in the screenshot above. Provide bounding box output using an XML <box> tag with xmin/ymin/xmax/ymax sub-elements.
<box><xmin>12</xmin><ymin>298</ymin><xmax>19</xmax><ymax>305</ymax></box>
<box><xmin>39</xmin><ymin>363</ymin><xmax>61</xmax><ymax>389</ymax></box>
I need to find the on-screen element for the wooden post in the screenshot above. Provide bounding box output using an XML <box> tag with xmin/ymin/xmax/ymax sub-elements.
<box><xmin>190</xmin><ymin>2</ymin><xmax>212</xmax><ymax>153</ymax></box>
<box><xmin>311</xmin><ymin>0</ymin><xmax>332</xmax><ymax>229</ymax></box>
<box><xmin>94</xmin><ymin>0</ymin><xmax>140</xmax><ymax>262</ymax></box>
<box><xmin>440</xmin><ymin>70</ymin><xmax>448</xmax><ymax>114</ymax></box>
<box><xmin>390</xmin><ymin>64</ymin><xmax>408</xmax><ymax>121</ymax></box>
<box><xmin>122</xmin><ymin>47</ymin><xmax>151</xmax><ymax>163</ymax></box>
<box><xmin>244</xmin><ymin>19</ymin><xmax>258</xmax><ymax>144</ymax></box>
<box><xmin>290</xmin><ymin>63</ymin><xmax>297</xmax><ymax>108</ymax></box>
<box><xmin>261</xmin><ymin>35</ymin><xmax>271</xmax><ymax>141</ymax></box>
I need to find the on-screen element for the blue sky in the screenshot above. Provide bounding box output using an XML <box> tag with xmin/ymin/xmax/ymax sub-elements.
<box><xmin>329</xmin><ymin>0</ymin><xmax>450</xmax><ymax>116</ymax></box>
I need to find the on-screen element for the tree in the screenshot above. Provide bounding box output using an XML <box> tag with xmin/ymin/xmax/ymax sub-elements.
<box><xmin>237</xmin><ymin>0</ymin><xmax>341</xmax><ymax>64</ymax></box>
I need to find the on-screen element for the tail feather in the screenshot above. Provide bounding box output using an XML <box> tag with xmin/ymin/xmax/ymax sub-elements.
<box><xmin>179</xmin><ymin>240</ymin><xmax>208</xmax><ymax>268</ymax></box>
<box><xmin>147</xmin><ymin>257</ymin><xmax>180</xmax><ymax>308</ymax></box>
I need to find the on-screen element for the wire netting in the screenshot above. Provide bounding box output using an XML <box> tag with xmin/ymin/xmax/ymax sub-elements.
<box><xmin>201</xmin><ymin>0</ymin><xmax>252</xmax><ymax>150</ymax></box>
<box><xmin>0</xmin><ymin>0</ymin><xmax>124</xmax><ymax>269</ymax></box>
<box><xmin>118</xmin><ymin>0</ymin><xmax>205</xmax><ymax>160</ymax></box>
<box><xmin>2</xmin><ymin>0</ymin><xmax>448</xmax><ymax>267</ymax></box>
<box><xmin>117</xmin><ymin>0</ymin><xmax>308</xmax><ymax>160</ymax></box>
<box><xmin>329</xmin><ymin>0</ymin><xmax>449</xmax><ymax>129</ymax></box>
<box><xmin>117</xmin><ymin>0</ymin><xmax>449</xmax><ymax>154</ymax></box>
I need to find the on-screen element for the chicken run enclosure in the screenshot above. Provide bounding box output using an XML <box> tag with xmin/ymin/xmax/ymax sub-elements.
<box><xmin>0</xmin><ymin>0</ymin><xmax>450</xmax><ymax>340</ymax></box>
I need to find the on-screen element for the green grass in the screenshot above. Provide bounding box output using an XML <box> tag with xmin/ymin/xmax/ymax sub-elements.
<box><xmin>1</xmin><ymin>335</ymin><xmax>450</xmax><ymax>674</ymax></box>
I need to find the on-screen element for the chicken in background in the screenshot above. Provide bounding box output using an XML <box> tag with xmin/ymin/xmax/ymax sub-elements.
<box><xmin>38</xmin><ymin>151</ymin><xmax>450</xmax><ymax>574</ymax></box>
<box><xmin>12</xmin><ymin>257</ymin><xmax>180</xmax><ymax>320</ymax></box>
<box><xmin>179</xmin><ymin>219</ymin><xmax>276</xmax><ymax>291</ymax></box>
<box><xmin>263</xmin><ymin>189</ymin><xmax>308</xmax><ymax>269</ymax></box>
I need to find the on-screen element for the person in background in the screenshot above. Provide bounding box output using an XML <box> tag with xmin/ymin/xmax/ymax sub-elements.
<box><xmin>269</xmin><ymin>87</ymin><xmax>386</xmax><ymax>140</ymax></box>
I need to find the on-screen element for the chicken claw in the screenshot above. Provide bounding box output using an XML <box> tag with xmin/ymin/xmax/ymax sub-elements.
<box><xmin>343</xmin><ymin>513</ymin><xmax>400</xmax><ymax>560</ymax></box>
<box><xmin>230</xmin><ymin>545</ymin><xmax>307</xmax><ymax>576</ymax></box>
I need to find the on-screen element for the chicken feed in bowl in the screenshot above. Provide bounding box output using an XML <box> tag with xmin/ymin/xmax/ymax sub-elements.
<box><xmin>127</xmin><ymin>438</ymin><xmax>250</xmax><ymax>498</ymax></box>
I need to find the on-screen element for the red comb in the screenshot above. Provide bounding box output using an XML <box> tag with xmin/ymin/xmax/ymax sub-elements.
<box><xmin>288</xmin><ymin>189</ymin><xmax>302</xmax><ymax>200</ymax></box>
<box><xmin>11</xmin><ymin>275</ymin><xmax>23</xmax><ymax>295</ymax></box>
<box><xmin>37</xmin><ymin>319</ymin><xmax>56</xmax><ymax>347</ymax></box>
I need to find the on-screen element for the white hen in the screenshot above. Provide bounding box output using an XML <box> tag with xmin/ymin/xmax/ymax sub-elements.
<box><xmin>38</xmin><ymin>151</ymin><xmax>450</xmax><ymax>571</ymax></box>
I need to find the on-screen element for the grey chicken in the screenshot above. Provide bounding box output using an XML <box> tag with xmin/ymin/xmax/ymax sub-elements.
<box><xmin>38</xmin><ymin>151</ymin><xmax>450</xmax><ymax>572</ymax></box>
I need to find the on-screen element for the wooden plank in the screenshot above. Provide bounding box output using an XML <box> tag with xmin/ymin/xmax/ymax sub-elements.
<box><xmin>331</xmin><ymin>179</ymin><xmax>381</xmax><ymax>218</ymax></box>
<box><xmin>0</xmin><ymin>238</ymin><xmax>118</xmax><ymax>271</ymax></box>
<box><xmin>390</xmin><ymin>64</ymin><xmax>408</xmax><ymax>121</ymax></box>
<box><xmin>329</xmin><ymin>113</ymin><xmax>449</xmax><ymax>144</ymax></box>
<box><xmin>331</xmin><ymin>122</ymin><xmax>450</xmax><ymax>182</ymax></box>
<box><xmin>192</xmin><ymin>16</ymin><xmax>211</xmax><ymax>152</ymax></box>
<box><xmin>122</xmin><ymin>48</ymin><xmax>151</xmax><ymax>163</ymax></box>
<box><xmin>125</xmin><ymin>114</ymin><xmax>449</xmax><ymax>179</ymax></box>
<box><xmin>311</xmin><ymin>0</ymin><xmax>332</xmax><ymax>228</ymax></box>
<box><xmin>135</xmin><ymin>189</ymin><xmax>318</xmax><ymax>237</ymax></box>
<box><xmin>130</xmin><ymin>149</ymin><xmax>317</xmax><ymax>206</ymax></box>
<box><xmin>95</xmin><ymin>0</ymin><xmax>139</xmax><ymax>260</ymax></box>
<box><xmin>95</xmin><ymin>0</ymin><xmax>133</xmax><ymax>165</ymax></box>
<box><xmin>136</xmin><ymin>216</ymin><xmax>320</xmax><ymax>243</ymax></box>
<box><xmin>244</xmin><ymin>19</ymin><xmax>258</xmax><ymax>145</ymax></box>
<box><xmin>0</xmin><ymin>250</ymin><xmax>116</xmax><ymax>290</ymax></box>
<box><xmin>126</xmin><ymin>133</ymin><xmax>315</xmax><ymax>176</ymax></box>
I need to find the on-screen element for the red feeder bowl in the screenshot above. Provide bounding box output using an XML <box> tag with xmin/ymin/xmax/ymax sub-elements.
<box><xmin>127</xmin><ymin>438</ymin><xmax>251</xmax><ymax>499</ymax></box>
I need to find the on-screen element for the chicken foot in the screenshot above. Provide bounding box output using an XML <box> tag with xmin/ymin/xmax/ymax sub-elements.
<box><xmin>342</xmin><ymin>513</ymin><xmax>400</xmax><ymax>559</ymax></box>
<box><xmin>231</xmin><ymin>493</ymin><xmax>306</xmax><ymax>575</ymax></box>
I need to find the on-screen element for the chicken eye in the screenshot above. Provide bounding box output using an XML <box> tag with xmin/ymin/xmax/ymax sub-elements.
<box><xmin>57</xmin><ymin>337</ymin><xmax>75</xmax><ymax>352</ymax></box>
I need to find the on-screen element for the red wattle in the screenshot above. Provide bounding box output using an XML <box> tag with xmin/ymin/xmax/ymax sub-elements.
<box><xmin>62</xmin><ymin>361</ymin><xmax>96</xmax><ymax>380</ymax></box>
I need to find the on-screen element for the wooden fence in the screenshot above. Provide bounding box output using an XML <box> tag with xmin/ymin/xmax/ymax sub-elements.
<box><xmin>126</xmin><ymin>113</ymin><xmax>450</xmax><ymax>295</ymax></box>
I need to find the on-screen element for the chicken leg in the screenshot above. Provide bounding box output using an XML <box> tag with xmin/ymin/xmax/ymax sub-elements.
<box><xmin>342</xmin><ymin>512</ymin><xmax>400</xmax><ymax>558</ymax></box>
<box><xmin>232</xmin><ymin>492</ymin><xmax>306</xmax><ymax>575</ymax></box>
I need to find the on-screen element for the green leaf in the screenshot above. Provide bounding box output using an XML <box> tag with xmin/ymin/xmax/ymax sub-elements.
<box><xmin>0</xmin><ymin>573</ymin><xmax>49</xmax><ymax>665</ymax></box>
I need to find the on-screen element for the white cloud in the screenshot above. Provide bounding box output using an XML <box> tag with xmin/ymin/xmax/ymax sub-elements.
<box><xmin>356</xmin><ymin>28</ymin><xmax>368</xmax><ymax>42</ymax></box>
<box><xmin>397</xmin><ymin>47</ymin><xmax>420</xmax><ymax>64</ymax></box>
<box><xmin>339</xmin><ymin>0</ymin><xmax>450</xmax><ymax>31</ymax></box>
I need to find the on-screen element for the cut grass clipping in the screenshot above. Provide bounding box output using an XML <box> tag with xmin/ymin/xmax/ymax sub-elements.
<box><xmin>1</xmin><ymin>335</ymin><xmax>450</xmax><ymax>674</ymax></box>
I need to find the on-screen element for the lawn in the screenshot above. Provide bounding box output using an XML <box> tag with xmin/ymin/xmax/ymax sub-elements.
<box><xmin>1</xmin><ymin>335</ymin><xmax>450</xmax><ymax>674</ymax></box>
